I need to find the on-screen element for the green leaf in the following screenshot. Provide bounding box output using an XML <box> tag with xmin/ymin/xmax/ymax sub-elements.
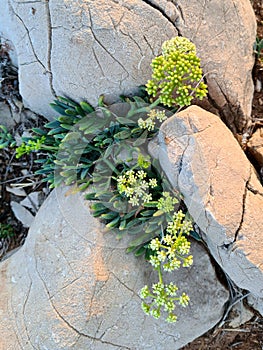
<box><xmin>119</xmin><ymin>219</ymin><xmax>127</xmax><ymax>230</ymax></box>
<box><xmin>106</xmin><ymin>216</ymin><xmax>120</xmax><ymax>228</ymax></box>
<box><xmin>75</xmin><ymin>106</ymin><xmax>86</xmax><ymax>117</ymax></box>
<box><xmin>103</xmin><ymin>144</ymin><xmax>114</xmax><ymax>159</ymax></box>
<box><xmin>45</xmin><ymin>120</ymin><xmax>61</xmax><ymax>129</ymax></box>
<box><xmin>90</xmin><ymin>202</ymin><xmax>107</xmax><ymax>211</ymax></box>
<box><xmin>32</xmin><ymin>128</ymin><xmax>47</xmax><ymax>136</ymax></box>
<box><xmin>125</xmin><ymin>218</ymin><xmax>142</xmax><ymax>228</ymax></box>
<box><xmin>128</xmin><ymin>231</ymin><xmax>154</xmax><ymax>248</ymax></box>
<box><xmin>60</xmin><ymin>124</ymin><xmax>75</xmax><ymax>131</ymax></box>
<box><xmin>0</xmin><ymin>125</ymin><xmax>8</xmax><ymax>133</ymax></box>
<box><xmin>134</xmin><ymin>246</ymin><xmax>147</xmax><ymax>257</ymax></box>
<box><xmin>114</xmin><ymin>129</ymin><xmax>131</xmax><ymax>140</ymax></box>
<box><xmin>50</xmin><ymin>103</ymin><xmax>68</xmax><ymax>115</ymax></box>
<box><xmin>116</xmin><ymin>117</ymin><xmax>137</xmax><ymax>125</ymax></box>
<box><xmin>153</xmin><ymin>209</ymin><xmax>164</xmax><ymax>217</ymax></box>
<box><xmin>132</xmin><ymin>130</ymin><xmax>148</xmax><ymax>146</ymax></box>
<box><xmin>78</xmin><ymin>181</ymin><xmax>92</xmax><ymax>191</ymax></box>
<box><xmin>140</xmin><ymin>210</ymin><xmax>155</xmax><ymax>217</ymax></box>
<box><xmin>85</xmin><ymin>192</ymin><xmax>97</xmax><ymax>201</ymax></box>
<box><xmin>65</xmin><ymin>109</ymin><xmax>78</xmax><ymax>116</ymax></box>
<box><xmin>122</xmin><ymin>209</ymin><xmax>138</xmax><ymax>220</ymax></box>
<box><xmin>143</xmin><ymin>201</ymin><xmax>159</xmax><ymax>208</ymax></box>
<box><xmin>47</xmin><ymin>127</ymin><xmax>65</xmax><ymax>135</ymax></box>
<box><xmin>100</xmin><ymin>212</ymin><xmax>118</xmax><ymax>220</ymax></box>
<box><xmin>98</xmin><ymin>95</ymin><xmax>106</xmax><ymax>107</ymax></box>
<box><xmin>92</xmin><ymin>208</ymin><xmax>108</xmax><ymax>217</ymax></box>
<box><xmin>145</xmin><ymin>224</ymin><xmax>160</xmax><ymax>234</ymax></box>
<box><xmin>57</xmin><ymin>96</ymin><xmax>80</xmax><ymax>108</ymax></box>
<box><xmin>80</xmin><ymin>101</ymin><xmax>95</xmax><ymax>113</ymax></box>
<box><xmin>190</xmin><ymin>230</ymin><xmax>202</xmax><ymax>242</ymax></box>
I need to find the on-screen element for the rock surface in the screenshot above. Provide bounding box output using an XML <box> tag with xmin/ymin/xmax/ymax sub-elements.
<box><xmin>247</xmin><ymin>127</ymin><xmax>263</xmax><ymax>169</ymax></box>
<box><xmin>0</xmin><ymin>186</ymin><xmax>228</xmax><ymax>350</ymax></box>
<box><xmin>176</xmin><ymin>0</ymin><xmax>256</xmax><ymax>132</ymax></box>
<box><xmin>0</xmin><ymin>0</ymin><xmax>256</xmax><ymax>130</ymax></box>
<box><xmin>150</xmin><ymin>105</ymin><xmax>263</xmax><ymax>312</ymax></box>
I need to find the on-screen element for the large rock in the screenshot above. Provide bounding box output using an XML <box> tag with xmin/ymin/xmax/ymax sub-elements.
<box><xmin>150</xmin><ymin>105</ymin><xmax>263</xmax><ymax>311</ymax></box>
<box><xmin>173</xmin><ymin>0</ymin><xmax>256</xmax><ymax>133</ymax></box>
<box><xmin>0</xmin><ymin>186</ymin><xmax>228</xmax><ymax>349</ymax></box>
<box><xmin>0</xmin><ymin>0</ymin><xmax>177</xmax><ymax>118</ymax></box>
<box><xmin>0</xmin><ymin>0</ymin><xmax>256</xmax><ymax>130</ymax></box>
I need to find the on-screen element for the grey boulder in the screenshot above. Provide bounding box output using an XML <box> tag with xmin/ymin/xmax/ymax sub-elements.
<box><xmin>0</xmin><ymin>186</ymin><xmax>228</xmax><ymax>349</ymax></box>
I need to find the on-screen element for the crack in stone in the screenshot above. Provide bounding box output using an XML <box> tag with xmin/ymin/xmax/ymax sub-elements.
<box><xmin>123</xmin><ymin>30</ymin><xmax>144</xmax><ymax>58</ymax></box>
<box><xmin>109</xmin><ymin>12</ymin><xmax>125</xmax><ymax>31</ymax></box>
<box><xmin>233</xmin><ymin>167</ymin><xmax>252</xmax><ymax>242</ymax></box>
<box><xmin>20</xmin><ymin>61</ymin><xmax>38</xmax><ymax>66</ymax></box>
<box><xmin>33</xmin><ymin>251</ymin><xmax>130</xmax><ymax>349</ymax></box>
<box><xmin>88</xmin><ymin>8</ymin><xmax>129</xmax><ymax>81</ymax></box>
<box><xmin>10</xmin><ymin>287</ymin><xmax>28</xmax><ymax>350</ymax></box>
<box><xmin>177</xmin><ymin>134</ymin><xmax>190</xmax><ymax>176</ymax></box>
<box><xmin>143</xmin><ymin>34</ymin><xmax>154</xmax><ymax>56</ymax></box>
<box><xmin>110</xmin><ymin>271</ymin><xmax>139</xmax><ymax>297</ymax></box>
<box><xmin>247</xmin><ymin>183</ymin><xmax>263</xmax><ymax>197</ymax></box>
<box><xmin>141</xmin><ymin>0</ymin><xmax>182</xmax><ymax>35</ymax></box>
<box><xmin>191</xmin><ymin>0</ymin><xmax>207</xmax><ymax>40</ymax></box>
<box><xmin>45</xmin><ymin>0</ymin><xmax>56</xmax><ymax>96</ymax></box>
<box><xmin>8</xmin><ymin>1</ymin><xmax>47</xmax><ymax>72</ymax></box>
<box><xmin>42</xmin><ymin>233</ymin><xmax>77</xmax><ymax>277</ymax></box>
<box><xmin>49</xmin><ymin>276</ymin><xmax>82</xmax><ymax>299</ymax></box>
<box><xmin>22</xmin><ymin>281</ymin><xmax>38</xmax><ymax>350</ymax></box>
<box><xmin>92</xmin><ymin>47</ymin><xmax>106</xmax><ymax>78</ymax></box>
<box><xmin>16</xmin><ymin>0</ymin><xmax>42</xmax><ymax>4</ymax></box>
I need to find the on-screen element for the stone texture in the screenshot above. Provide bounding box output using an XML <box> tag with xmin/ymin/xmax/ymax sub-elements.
<box><xmin>0</xmin><ymin>186</ymin><xmax>228</xmax><ymax>350</ymax></box>
<box><xmin>150</xmin><ymin>105</ymin><xmax>263</xmax><ymax>310</ymax></box>
<box><xmin>0</xmin><ymin>0</ymin><xmax>256</xmax><ymax>129</ymax></box>
<box><xmin>10</xmin><ymin>201</ymin><xmax>35</xmax><ymax>228</ymax></box>
<box><xmin>0</xmin><ymin>101</ymin><xmax>15</xmax><ymax>129</ymax></box>
<box><xmin>247</xmin><ymin>127</ymin><xmax>263</xmax><ymax>168</ymax></box>
<box><xmin>175</xmin><ymin>0</ymin><xmax>257</xmax><ymax>133</ymax></box>
<box><xmin>0</xmin><ymin>0</ymin><xmax>177</xmax><ymax>118</ymax></box>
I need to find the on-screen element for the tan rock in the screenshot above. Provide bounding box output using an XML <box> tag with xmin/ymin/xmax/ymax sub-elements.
<box><xmin>0</xmin><ymin>186</ymin><xmax>228</xmax><ymax>349</ymax></box>
<box><xmin>247</xmin><ymin>128</ymin><xmax>263</xmax><ymax>167</ymax></box>
<box><xmin>0</xmin><ymin>0</ymin><xmax>256</xmax><ymax>129</ymax></box>
<box><xmin>177</xmin><ymin>0</ymin><xmax>257</xmax><ymax>132</ymax></box>
<box><xmin>151</xmin><ymin>105</ymin><xmax>263</xmax><ymax>305</ymax></box>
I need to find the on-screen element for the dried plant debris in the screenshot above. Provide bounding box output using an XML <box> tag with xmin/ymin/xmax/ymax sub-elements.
<box><xmin>0</xmin><ymin>39</ymin><xmax>19</xmax><ymax>103</ymax></box>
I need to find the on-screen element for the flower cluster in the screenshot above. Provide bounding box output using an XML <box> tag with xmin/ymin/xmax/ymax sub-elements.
<box><xmin>140</xmin><ymin>281</ymin><xmax>190</xmax><ymax>323</ymax></box>
<box><xmin>156</xmin><ymin>192</ymin><xmax>179</xmax><ymax>213</ymax></box>
<box><xmin>16</xmin><ymin>136</ymin><xmax>46</xmax><ymax>158</ymax></box>
<box><xmin>149</xmin><ymin>210</ymin><xmax>193</xmax><ymax>271</ymax></box>
<box><xmin>138</xmin><ymin>109</ymin><xmax>167</xmax><ymax>131</ymax></box>
<box><xmin>117</xmin><ymin>169</ymin><xmax>158</xmax><ymax>206</ymax></box>
<box><xmin>140</xmin><ymin>209</ymin><xmax>193</xmax><ymax>323</ymax></box>
<box><xmin>162</xmin><ymin>36</ymin><xmax>196</xmax><ymax>55</ymax></box>
<box><xmin>146</xmin><ymin>36</ymin><xmax>208</xmax><ymax>107</ymax></box>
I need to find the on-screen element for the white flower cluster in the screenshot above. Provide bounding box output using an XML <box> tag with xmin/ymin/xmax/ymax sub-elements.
<box><xmin>149</xmin><ymin>211</ymin><xmax>193</xmax><ymax>271</ymax></box>
<box><xmin>117</xmin><ymin>169</ymin><xmax>157</xmax><ymax>206</ymax></box>
<box><xmin>138</xmin><ymin>109</ymin><xmax>167</xmax><ymax>131</ymax></box>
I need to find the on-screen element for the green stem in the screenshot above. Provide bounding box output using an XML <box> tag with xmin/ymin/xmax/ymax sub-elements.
<box><xmin>41</xmin><ymin>145</ymin><xmax>59</xmax><ymax>152</ymax></box>
<box><xmin>157</xmin><ymin>265</ymin><xmax>163</xmax><ymax>284</ymax></box>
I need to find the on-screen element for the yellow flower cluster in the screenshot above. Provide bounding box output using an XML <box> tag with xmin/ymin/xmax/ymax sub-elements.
<box><xmin>146</xmin><ymin>36</ymin><xmax>208</xmax><ymax>107</ymax></box>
